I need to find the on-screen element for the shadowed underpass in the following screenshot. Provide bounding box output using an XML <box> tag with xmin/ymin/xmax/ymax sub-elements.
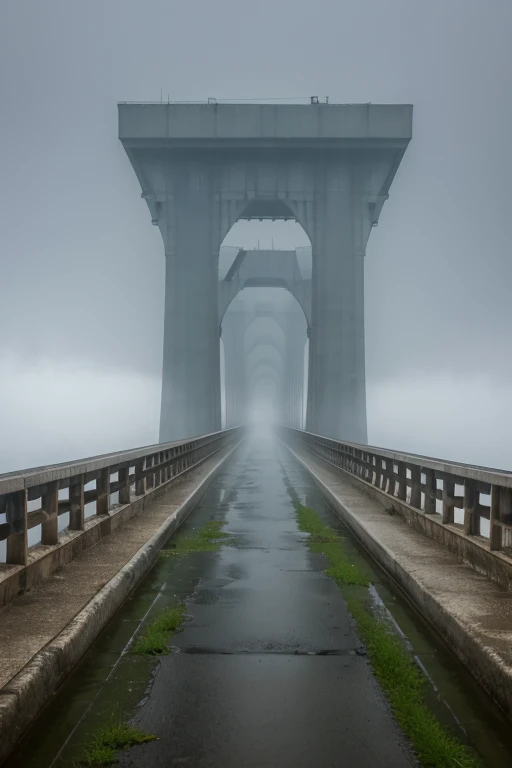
<box><xmin>5</xmin><ymin>437</ymin><xmax>512</xmax><ymax>768</ymax></box>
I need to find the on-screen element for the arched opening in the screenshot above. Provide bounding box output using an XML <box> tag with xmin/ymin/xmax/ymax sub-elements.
<box><xmin>219</xmin><ymin>209</ymin><xmax>311</xmax><ymax>431</ymax></box>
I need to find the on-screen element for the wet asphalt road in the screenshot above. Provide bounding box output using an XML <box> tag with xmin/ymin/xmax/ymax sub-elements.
<box><xmin>119</xmin><ymin>438</ymin><xmax>414</xmax><ymax>768</ymax></box>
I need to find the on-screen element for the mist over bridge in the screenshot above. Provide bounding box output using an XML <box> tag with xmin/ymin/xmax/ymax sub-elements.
<box><xmin>3</xmin><ymin>101</ymin><xmax>512</xmax><ymax>768</ymax></box>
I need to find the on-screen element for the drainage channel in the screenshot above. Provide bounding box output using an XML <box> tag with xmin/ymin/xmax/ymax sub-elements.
<box><xmin>3</xmin><ymin>439</ymin><xmax>512</xmax><ymax>767</ymax></box>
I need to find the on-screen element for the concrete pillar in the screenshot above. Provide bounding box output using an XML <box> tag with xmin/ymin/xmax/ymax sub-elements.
<box><xmin>222</xmin><ymin>310</ymin><xmax>247</xmax><ymax>427</ymax></box>
<box><xmin>159</xmin><ymin>166</ymin><xmax>222</xmax><ymax>441</ymax></box>
<box><xmin>306</xmin><ymin>164</ymin><xmax>368</xmax><ymax>443</ymax></box>
<box><xmin>283</xmin><ymin>311</ymin><xmax>306</xmax><ymax>429</ymax></box>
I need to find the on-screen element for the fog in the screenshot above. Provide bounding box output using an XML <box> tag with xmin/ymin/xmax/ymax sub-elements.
<box><xmin>1</xmin><ymin>0</ymin><xmax>511</xmax><ymax>472</ymax></box>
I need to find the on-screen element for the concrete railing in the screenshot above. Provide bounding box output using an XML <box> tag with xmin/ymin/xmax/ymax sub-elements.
<box><xmin>0</xmin><ymin>429</ymin><xmax>242</xmax><ymax>604</ymax></box>
<box><xmin>281</xmin><ymin>427</ymin><xmax>512</xmax><ymax>584</ymax></box>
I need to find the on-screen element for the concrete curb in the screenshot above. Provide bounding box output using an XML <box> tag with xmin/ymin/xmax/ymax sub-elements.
<box><xmin>0</xmin><ymin>442</ymin><xmax>239</xmax><ymax>764</ymax></box>
<box><xmin>284</xmin><ymin>442</ymin><xmax>512</xmax><ymax>719</ymax></box>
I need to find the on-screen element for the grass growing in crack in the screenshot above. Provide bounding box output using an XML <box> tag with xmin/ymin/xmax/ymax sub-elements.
<box><xmin>347</xmin><ymin>597</ymin><xmax>481</xmax><ymax>768</ymax></box>
<box><xmin>296</xmin><ymin>504</ymin><xmax>369</xmax><ymax>586</ymax></box>
<box><xmin>76</xmin><ymin>722</ymin><xmax>156</xmax><ymax>766</ymax></box>
<box><xmin>295</xmin><ymin>502</ymin><xmax>481</xmax><ymax>768</ymax></box>
<box><xmin>132</xmin><ymin>604</ymin><xmax>187</xmax><ymax>656</ymax></box>
<box><xmin>160</xmin><ymin>520</ymin><xmax>234</xmax><ymax>556</ymax></box>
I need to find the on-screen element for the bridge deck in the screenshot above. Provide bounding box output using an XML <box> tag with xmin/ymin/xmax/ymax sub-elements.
<box><xmin>115</xmin><ymin>439</ymin><xmax>413</xmax><ymax>767</ymax></box>
<box><xmin>4</xmin><ymin>437</ymin><xmax>512</xmax><ymax>767</ymax></box>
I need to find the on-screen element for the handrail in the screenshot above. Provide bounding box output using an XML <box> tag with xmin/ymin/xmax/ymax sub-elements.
<box><xmin>0</xmin><ymin>428</ymin><xmax>242</xmax><ymax>567</ymax></box>
<box><xmin>281</xmin><ymin>428</ymin><xmax>512</xmax><ymax>554</ymax></box>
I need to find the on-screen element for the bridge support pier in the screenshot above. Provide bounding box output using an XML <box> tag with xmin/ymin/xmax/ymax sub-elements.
<box><xmin>159</xmin><ymin>178</ymin><xmax>222</xmax><ymax>441</ymax></box>
<box><xmin>306</xmin><ymin>166</ymin><xmax>367</xmax><ymax>443</ymax></box>
<box><xmin>222</xmin><ymin>310</ymin><xmax>247</xmax><ymax>428</ymax></box>
<box><xmin>283</xmin><ymin>311</ymin><xmax>306</xmax><ymax>429</ymax></box>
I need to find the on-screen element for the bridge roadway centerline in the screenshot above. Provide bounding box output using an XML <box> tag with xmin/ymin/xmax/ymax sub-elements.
<box><xmin>116</xmin><ymin>438</ymin><xmax>414</xmax><ymax>768</ymax></box>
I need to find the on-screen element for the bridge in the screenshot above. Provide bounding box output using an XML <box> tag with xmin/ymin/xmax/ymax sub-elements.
<box><xmin>1</xmin><ymin>103</ymin><xmax>512</xmax><ymax>768</ymax></box>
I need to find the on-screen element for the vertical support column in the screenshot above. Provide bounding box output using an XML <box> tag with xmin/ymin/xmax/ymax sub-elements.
<box><xmin>410</xmin><ymin>466</ymin><xmax>422</xmax><ymax>508</ymax></box>
<box><xmin>463</xmin><ymin>480</ymin><xmax>478</xmax><ymax>535</ymax></box>
<box><xmin>159</xmin><ymin>163</ymin><xmax>221</xmax><ymax>442</ymax></box>
<box><xmin>283</xmin><ymin>309</ymin><xmax>307</xmax><ymax>429</ymax></box>
<box><xmin>424</xmin><ymin>469</ymin><xmax>437</xmax><ymax>514</ymax></box>
<box><xmin>442</xmin><ymin>475</ymin><xmax>455</xmax><ymax>524</ymax></box>
<box><xmin>146</xmin><ymin>456</ymin><xmax>154</xmax><ymax>490</ymax></box>
<box><xmin>397</xmin><ymin>462</ymin><xmax>407</xmax><ymax>502</ymax></box>
<box><xmin>490</xmin><ymin>485</ymin><xmax>502</xmax><ymax>551</ymax></box>
<box><xmin>42</xmin><ymin>481</ymin><xmax>59</xmax><ymax>545</ymax></box>
<box><xmin>96</xmin><ymin>468</ymin><xmax>110</xmax><ymax>516</ymax></box>
<box><xmin>306</xmin><ymin>163</ymin><xmax>367</xmax><ymax>442</ymax></box>
<box><xmin>69</xmin><ymin>476</ymin><xmax>85</xmax><ymax>530</ymax></box>
<box><xmin>135</xmin><ymin>459</ymin><xmax>145</xmax><ymax>496</ymax></box>
<box><xmin>222</xmin><ymin>309</ymin><xmax>247</xmax><ymax>427</ymax></box>
<box><xmin>387</xmin><ymin>460</ymin><xmax>396</xmax><ymax>496</ymax></box>
<box><xmin>6</xmin><ymin>490</ymin><xmax>28</xmax><ymax>565</ymax></box>
<box><xmin>119</xmin><ymin>467</ymin><xmax>131</xmax><ymax>505</ymax></box>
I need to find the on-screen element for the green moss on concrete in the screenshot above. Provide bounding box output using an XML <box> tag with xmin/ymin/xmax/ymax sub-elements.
<box><xmin>76</xmin><ymin>722</ymin><xmax>156</xmax><ymax>766</ymax></box>
<box><xmin>295</xmin><ymin>503</ymin><xmax>481</xmax><ymax>768</ymax></box>
<box><xmin>132</xmin><ymin>604</ymin><xmax>187</xmax><ymax>656</ymax></box>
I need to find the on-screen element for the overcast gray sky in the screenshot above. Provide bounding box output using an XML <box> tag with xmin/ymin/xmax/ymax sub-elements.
<box><xmin>1</xmin><ymin>0</ymin><xmax>511</xmax><ymax>470</ymax></box>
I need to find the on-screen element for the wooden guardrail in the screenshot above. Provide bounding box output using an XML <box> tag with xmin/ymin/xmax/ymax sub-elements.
<box><xmin>0</xmin><ymin>428</ymin><xmax>242</xmax><ymax>567</ymax></box>
<box><xmin>281</xmin><ymin>428</ymin><xmax>512</xmax><ymax>555</ymax></box>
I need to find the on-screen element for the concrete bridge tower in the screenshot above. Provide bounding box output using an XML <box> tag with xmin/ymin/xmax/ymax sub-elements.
<box><xmin>119</xmin><ymin>102</ymin><xmax>412</xmax><ymax>442</ymax></box>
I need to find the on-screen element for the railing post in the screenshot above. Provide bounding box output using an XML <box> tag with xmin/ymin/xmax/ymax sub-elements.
<box><xmin>41</xmin><ymin>481</ymin><xmax>59</xmax><ymax>545</ymax></box>
<box><xmin>463</xmin><ymin>480</ymin><xmax>478</xmax><ymax>536</ymax></box>
<box><xmin>96</xmin><ymin>468</ymin><xmax>110</xmax><ymax>516</ymax></box>
<box><xmin>6</xmin><ymin>490</ymin><xmax>28</xmax><ymax>565</ymax></box>
<box><xmin>387</xmin><ymin>460</ymin><xmax>395</xmax><ymax>496</ymax></box>
<box><xmin>500</xmin><ymin>487</ymin><xmax>512</xmax><ymax>549</ymax></box>
<box><xmin>410</xmin><ymin>466</ymin><xmax>421</xmax><ymax>508</ymax></box>
<box><xmin>442</xmin><ymin>474</ymin><xmax>455</xmax><ymax>524</ymax></box>
<box><xmin>69</xmin><ymin>475</ymin><xmax>85</xmax><ymax>530</ymax></box>
<box><xmin>146</xmin><ymin>456</ymin><xmax>154</xmax><ymax>490</ymax></box>
<box><xmin>376</xmin><ymin>458</ymin><xmax>385</xmax><ymax>489</ymax></box>
<box><xmin>424</xmin><ymin>469</ymin><xmax>436</xmax><ymax>514</ymax></box>
<box><xmin>490</xmin><ymin>485</ymin><xmax>502</xmax><ymax>551</ymax></box>
<box><xmin>135</xmin><ymin>459</ymin><xmax>145</xmax><ymax>496</ymax></box>
<box><xmin>397</xmin><ymin>462</ymin><xmax>407</xmax><ymax>501</ymax></box>
<box><xmin>119</xmin><ymin>467</ymin><xmax>131</xmax><ymax>504</ymax></box>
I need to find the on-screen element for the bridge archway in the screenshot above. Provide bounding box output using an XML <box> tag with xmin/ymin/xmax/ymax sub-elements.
<box><xmin>219</xmin><ymin>210</ymin><xmax>312</xmax><ymax>426</ymax></box>
<box><xmin>222</xmin><ymin>296</ymin><xmax>308</xmax><ymax>429</ymax></box>
<box><xmin>122</xmin><ymin>103</ymin><xmax>410</xmax><ymax>441</ymax></box>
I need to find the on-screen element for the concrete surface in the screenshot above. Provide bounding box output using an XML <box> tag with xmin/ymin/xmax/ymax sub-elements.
<box><xmin>285</xmin><ymin>438</ymin><xmax>512</xmax><ymax>718</ymax></box>
<box><xmin>0</xmin><ymin>443</ymin><xmax>238</xmax><ymax>764</ymax></box>
<box><xmin>119</xmin><ymin>438</ymin><xmax>414</xmax><ymax>768</ymax></box>
<box><xmin>118</xmin><ymin>102</ymin><xmax>413</xmax><ymax>144</ymax></box>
